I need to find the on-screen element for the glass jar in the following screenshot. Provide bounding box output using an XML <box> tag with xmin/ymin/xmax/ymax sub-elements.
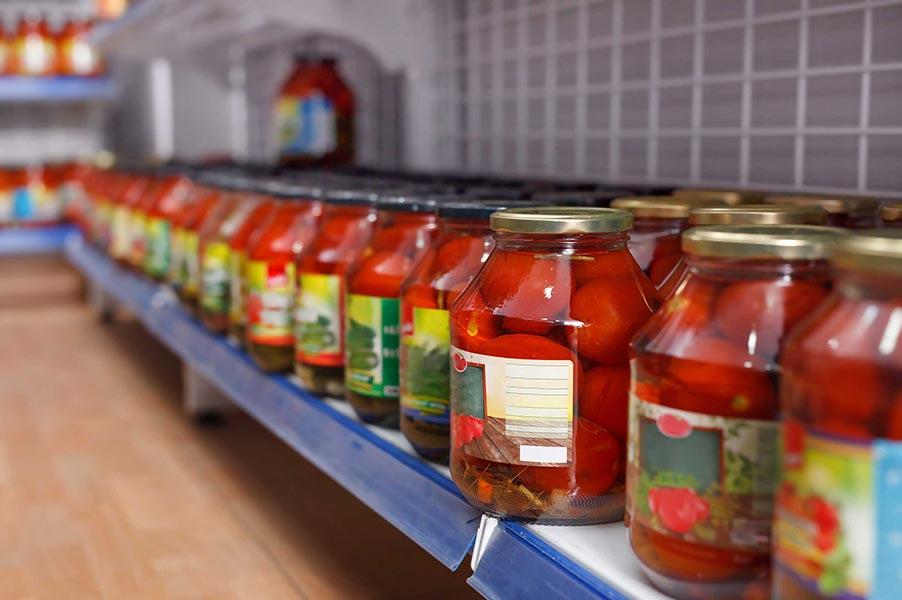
<box><xmin>294</xmin><ymin>189</ymin><xmax>378</xmax><ymax>396</ymax></box>
<box><xmin>611</xmin><ymin>196</ymin><xmax>723</xmax><ymax>288</ymax></box>
<box><xmin>110</xmin><ymin>172</ymin><xmax>149</xmax><ymax>267</ymax></box>
<box><xmin>400</xmin><ymin>200</ymin><xmax>527</xmax><ymax>462</ymax></box>
<box><xmin>772</xmin><ymin>230</ymin><xmax>902</xmax><ymax>600</ymax></box>
<box><xmin>228</xmin><ymin>192</ymin><xmax>276</xmax><ymax>345</ymax></box>
<box><xmin>142</xmin><ymin>172</ymin><xmax>193</xmax><ymax>280</ymax></box>
<box><xmin>189</xmin><ymin>193</ymin><xmax>240</xmax><ymax>318</ymax></box>
<box><xmin>627</xmin><ymin>225</ymin><xmax>844</xmax><ymax>600</ymax></box>
<box><xmin>658</xmin><ymin>205</ymin><xmax>830</xmax><ymax>299</ymax></box>
<box><xmin>56</xmin><ymin>16</ymin><xmax>102</xmax><ymax>76</ymax></box>
<box><xmin>674</xmin><ymin>188</ymin><xmax>767</xmax><ymax>206</ymax></box>
<box><xmin>880</xmin><ymin>203</ymin><xmax>901</xmax><ymax>228</ymax></box>
<box><xmin>245</xmin><ymin>183</ymin><xmax>323</xmax><ymax>372</ymax></box>
<box><xmin>199</xmin><ymin>180</ymin><xmax>262</xmax><ymax>334</ymax></box>
<box><xmin>13</xmin><ymin>12</ymin><xmax>56</xmax><ymax>76</ymax></box>
<box><xmin>344</xmin><ymin>192</ymin><xmax>440</xmax><ymax>427</ymax></box>
<box><xmin>167</xmin><ymin>179</ymin><xmax>220</xmax><ymax>298</ymax></box>
<box><xmin>765</xmin><ymin>195</ymin><xmax>880</xmax><ymax>229</ymax></box>
<box><xmin>449</xmin><ymin>207</ymin><xmax>660</xmax><ymax>524</ymax></box>
<box><xmin>89</xmin><ymin>168</ymin><xmax>117</xmax><ymax>249</ymax></box>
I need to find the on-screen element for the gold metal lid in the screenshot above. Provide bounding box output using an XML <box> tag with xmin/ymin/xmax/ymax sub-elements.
<box><xmin>880</xmin><ymin>203</ymin><xmax>902</xmax><ymax>222</ymax></box>
<box><xmin>765</xmin><ymin>194</ymin><xmax>881</xmax><ymax>216</ymax></box>
<box><xmin>832</xmin><ymin>229</ymin><xmax>902</xmax><ymax>275</ymax></box>
<box><xmin>610</xmin><ymin>196</ymin><xmax>723</xmax><ymax>219</ymax></box>
<box><xmin>683</xmin><ymin>225</ymin><xmax>846</xmax><ymax>260</ymax></box>
<box><xmin>674</xmin><ymin>188</ymin><xmax>767</xmax><ymax>206</ymax></box>
<box><xmin>490</xmin><ymin>206</ymin><xmax>633</xmax><ymax>234</ymax></box>
<box><xmin>688</xmin><ymin>205</ymin><xmax>828</xmax><ymax>226</ymax></box>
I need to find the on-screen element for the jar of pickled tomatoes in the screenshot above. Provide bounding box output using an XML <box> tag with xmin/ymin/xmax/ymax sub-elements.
<box><xmin>400</xmin><ymin>200</ymin><xmax>528</xmax><ymax>462</ymax></box>
<box><xmin>773</xmin><ymin>230</ymin><xmax>902</xmax><ymax>600</ymax></box>
<box><xmin>449</xmin><ymin>207</ymin><xmax>660</xmax><ymax>523</ymax></box>
<box><xmin>343</xmin><ymin>192</ymin><xmax>441</xmax><ymax>427</ymax></box>
<box><xmin>657</xmin><ymin>205</ymin><xmax>830</xmax><ymax>299</ymax></box>
<box><xmin>167</xmin><ymin>177</ymin><xmax>222</xmax><ymax>301</ymax></box>
<box><xmin>245</xmin><ymin>183</ymin><xmax>323</xmax><ymax>372</ymax></box>
<box><xmin>109</xmin><ymin>171</ymin><xmax>149</xmax><ymax>266</ymax></box>
<box><xmin>880</xmin><ymin>203</ymin><xmax>901</xmax><ymax>228</ymax></box>
<box><xmin>627</xmin><ymin>225</ymin><xmax>844</xmax><ymax>600</ymax></box>
<box><xmin>190</xmin><ymin>190</ymin><xmax>242</xmax><ymax>319</ymax></box>
<box><xmin>142</xmin><ymin>170</ymin><xmax>194</xmax><ymax>280</ymax></box>
<box><xmin>766</xmin><ymin>195</ymin><xmax>880</xmax><ymax>229</ymax></box>
<box><xmin>294</xmin><ymin>189</ymin><xmax>378</xmax><ymax>396</ymax></box>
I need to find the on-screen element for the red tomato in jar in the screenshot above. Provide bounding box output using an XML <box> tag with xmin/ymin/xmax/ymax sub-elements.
<box><xmin>663</xmin><ymin>337</ymin><xmax>776</xmax><ymax>419</ymax></box>
<box><xmin>404</xmin><ymin>282</ymin><xmax>439</xmax><ymax>309</ymax></box>
<box><xmin>451</xmin><ymin>291</ymin><xmax>499</xmax><ymax>353</ymax></box>
<box><xmin>435</xmin><ymin>235</ymin><xmax>488</xmax><ymax>277</ymax></box>
<box><xmin>649</xmin><ymin>252</ymin><xmax>682</xmax><ymax>288</ymax></box>
<box><xmin>569</xmin><ymin>277</ymin><xmax>660</xmax><ymax>364</ymax></box>
<box><xmin>352</xmin><ymin>250</ymin><xmax>415</xmax><ymax>297</ymax></box>
<box><xmin>581</xmin><ymin>364</ymin><xmax>630</xmax><ymax>441</ymax></box>
<box><xmin>714</xmin><ymin>280</ymin><xmax>828</xmax><ymax>358</ymax></box>
<box><xmin>572</xmin><ymin>248</ymin><xmax>639</xmax><ymax>286</ymax></box>
<box><xmin>480</xmin><ymin>250</ymin><xmax>571</xmax><ymax>333</ymax></box>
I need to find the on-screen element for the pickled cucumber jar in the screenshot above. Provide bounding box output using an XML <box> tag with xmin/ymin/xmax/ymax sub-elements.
<box><xmin>142</xmin><ymin>169</ymin><xmax>194</xmax><ymax>280</ymax></box>
<box><xmin>344</xmin><ymin>192</ymin><xmax>441</xmax><ymax>427</ymax></box>
<box><xmin>773</xmin><ymin>230</ymin><xmax>902</xmax><ymax>600</ymax></box>
<box><xmin>399</xmin><ymin>200</ymin><xmax>528</xmax><ymax>462</ymax></box>
<box><xmin>245</xmin><ymin>182</ymin><xmax>323</xmax><ymax>372</ymax></box>
<box><xmin>167</xmin><ymin>177</ymin><xmax>222</xmax><ymax>301</ymax></box>
<box><xmin>449</xmin><ymin>207</ymin><xmax>661</xmax><ymax>524</ymax></box>
<box><xmin>880</xmin><ymin>203</ymin><xmax>901</xmax><ymax>228</ymax></box>
<box><xmin>627</xmin><ymin>225</ymin><xmax>844</xmax><ymax>600</ymax></box>
<box><xmin>294</xmin><ymin>188</ymin><xmax>378</xmax><ymax>396</ymax></box>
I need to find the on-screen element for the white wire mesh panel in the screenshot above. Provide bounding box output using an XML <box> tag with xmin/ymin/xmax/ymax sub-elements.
<box><xmin>434</xmin><ymin>0</ymin><xmax>902</xmax><ymax>196</ymax></box>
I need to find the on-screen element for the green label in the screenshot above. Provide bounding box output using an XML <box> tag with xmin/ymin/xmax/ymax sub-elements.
<box><xmin>400</xmin><ymin>305</ymin><xmax>451</xmax><ymax>425</ymax></box>
<box><xmin>295</xmin><ymin>273</ymin><xmax>343</xmax><ymax>366</ymax></box>
<box><xmin>345</xmin><ymin>294</ymin><xmax>400</xmax><ymax>398</ymax></box>
<box><xmin>229</xmin><ymin>251</ymin><xmax>245</xmax><ymax>325</ymax></box>
<box><xmin>182</xmin><ymin>232</ymin><xmax>200</xmax><ymax>295</ymax></box>
<box><xmin>200</xmin><ymin>241</ymin><xmax>231</xmax><ymax>313</ymax></box>
<box><xmin>145</xmin><ymin>217</ymin><xmax>171</xmax><ymax>276</ymax></box>
<box><xmin>626</xmin><ymin>385</ymin><xmax>780</xmax><ymax>552</ymax></box>
<box><xmin>246</xmin><ymin>260</ymin><xmax>295</xmax><ymax>345</ymax></box>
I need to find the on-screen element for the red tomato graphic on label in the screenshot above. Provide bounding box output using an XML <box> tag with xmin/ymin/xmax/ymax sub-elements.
<box><xmin>452</xmin><ymin>351</ymin><xmax>467</xmax><ymax>373</ymax></box>
<box><xmin>453</xmin><ymin>414</ymin><xmax>485</xmax><ymax>448</ymax></box>
<box><xmin>247</xmin><ymin>293</ymin><xmax>263</xmax><ymax>324</ymax></box>
<box><xmin>647</xmin><ymin>487</ymin><xmax>710</xmax><ymax>534</ymax></box>
<box><xmin>656</xmin><ymin>413</ymin><xmax>692</xmax><ymax>438</ymax></box>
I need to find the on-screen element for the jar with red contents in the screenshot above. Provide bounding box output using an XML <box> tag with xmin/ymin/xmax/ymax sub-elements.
<box><xmin>88</xmin><ymin>169</ymin><xmax>117</xmax><ymax>248</ymax></box>
<box><xmin>141</xmin><ymin>170</ymin><xmax>194</xmax><ymax>279</ymax></box>
<box><xmin>449</xmin><ymin>207</ymin><xmax>660</xmax><ymax>523</ymax></box>
<box><xmin>167</xmin><ymin>176</ymin><xmax>221</xmax><ymax>299</ymax></box>
<box><xmin>765</xmin><ymin>195</ymin><xmax>880</xmax><ymax>229</ymax></box>
<box><xmin>245</xmin><ymin>182</ymin><xmax>323</xmax><ymax>372</ymax></box>
<box><xmin>772</xmin><ymin>231</ymin><xmax>902</xmax><ymax>600</ymax></box>
<box><xmin>343</xmin><ymin>192</ymin><xmax>441</xmax><ymax>427</ymax></box>
<box><xmin>228</xmin><ymin>189</ymin><xmax>276</xmax><ymax>345</ymax></box>
<box><xmin>400</xmin><ymin>200</ymin><xmax>529</xmax><ymax>462</ymax></box>
<box><xmin>294</xmin><ymin>188</ymin><xmax>378</xmax><ymax>396</ymax></box>
<box><xmin>880</xmin><ymin>203</ymin><xmax>901</xmax><ymax>228</ymax></box>
<box><xmin>12</xmin><ymin>12</ymin><xmax>56</xmax><ymax>76</ymax></box>
<box><xmin>56</xmin><ymin>16</ymin><xmax>102</xmax><ymax>76</ymax></box>
<box><xmin>611</xmin><ymin>197</ymin><xmax>723</xmax><ymax>288</ymax></box>
<box><xmin>184</xmin><ymin>189</ymin><xmax>239</xmax><ymax>315</ymax></box>
<box><xmin>199</xmin><ymin>179</ymin><xmax>263</xmax><ymax>334</ymax></box>
<box><xmin>626</xmin><ymin>225</ymin><xmax>844</xmax><ymax>600</ymax></box>
<box><xmin>657</xmin><ymin>205</ymin><xmax>829</xmax><ymax>300</ymax></box>
<box><xmin>109</xmin><ymin>170</ymin><xmax>150</xmax><ymax>266</ymax></box>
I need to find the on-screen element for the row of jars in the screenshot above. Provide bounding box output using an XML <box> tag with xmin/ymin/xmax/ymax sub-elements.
<box><xmin>0</xmin><ymin>13</ymin><xmax>104</xmax><ymax>77</ymax></box>
<box><xmin>70</xmin><ymin>163</ymin><xmax>901</xmax><ymax>600</ymax></box>
<box><xmin>0</xmin><ymin>162</ymin><xmax>88</xmax><ymax>226</ymax></box>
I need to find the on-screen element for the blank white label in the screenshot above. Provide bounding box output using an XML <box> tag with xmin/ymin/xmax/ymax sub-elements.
<box><xmin>519</xmin><ymin>445</ymin><xmax>568</xmax><ymax>464</ymax></box>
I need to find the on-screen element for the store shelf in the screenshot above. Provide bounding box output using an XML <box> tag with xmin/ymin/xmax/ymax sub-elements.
<box><xmin>0</xmin><ymin>77</ymin><xmax>118</xmax><ymax>102</ymax></box>
<box><xmin>64</xmin><ymin>235</ymin><xmax>672</xmax><ymax>600</ymax></box>
<box><xmin>0</xmin><ymin>225</ymin><xmax>78</xmax><ymax>255</ymax></box>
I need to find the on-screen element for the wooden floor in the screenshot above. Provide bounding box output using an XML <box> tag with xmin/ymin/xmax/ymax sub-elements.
<box><xmin>0</xmin><ymin>257</ymin><xmax>477</xmax><ymax>599</ymax></box>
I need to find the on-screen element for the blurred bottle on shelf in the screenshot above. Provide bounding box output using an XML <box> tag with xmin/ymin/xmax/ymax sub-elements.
<box><xmin>0</xmin><ymin>19</ymin><xmax>10</xmax><ymax>75</ymax></box>
<box><xmin>12</xmin><ymin>11</ymin><xmax>57</xmax><ymax>77</ymax></box>
<box><xmin>57</xmin><ymin>16</ymin><xmax>103</xmax><ymax>77</ymax></box>
<box><xmin>273</xmin><ymin>55</ymin><xmax>354</xmax><ymax>168</ymax></box>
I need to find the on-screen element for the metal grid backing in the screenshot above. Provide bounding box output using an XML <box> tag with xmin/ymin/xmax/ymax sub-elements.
<box><xmin>434</xmin><ymin>0</ymin><xmax>902</xmax><ymax>196</ymax></box>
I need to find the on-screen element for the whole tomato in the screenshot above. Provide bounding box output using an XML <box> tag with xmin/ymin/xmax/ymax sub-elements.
<box><xmin>569</xmin><ymin>277</ymin><xmax>660</xmax><ymax>364</ymax></box>
<box><xmin>647</xmin><ymin>487</ymin><xmax>710</xmax><ymax>534</ymax></box>
<box><xmin>352</xmin><ymin>250</ymin><xmax>415</xmax><ymax>297</ymax></box>
<box><xmin>435</xmin><ymin>235</ymin><xmax>488</xmax><ymax>277</ymax></box>
<box><xmin>581</xmin><ymin>364</ymin><xmax>630</xmax><ymax>440</ymax></box>
<box><xmin>451</xmin><ymin>290</ymin><xmax>499</xmax><ymax>353</ymax></box>
<box><xmin>404</xmin><ymin>282</ymin><xmax>439</xmax><ymax>309</ymax></box>
<box><xmin>572</xmin><ymin>248</ymin><xmax>640</xmax><ymax>286</ymax></box>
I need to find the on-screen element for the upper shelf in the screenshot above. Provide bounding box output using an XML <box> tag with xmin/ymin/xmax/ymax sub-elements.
<box><xmin>0</xmin><ymin>77</ymin><xmax>118</xmax><ymax>103</ymax></box>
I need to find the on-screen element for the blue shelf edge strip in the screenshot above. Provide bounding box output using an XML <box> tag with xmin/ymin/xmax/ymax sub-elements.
<box><xmin>0</xmin><ymin>225</ymin><xmax>78</xmax><ymax>255</ymax></box>
<box><xmin>0</xmin><ymin>77</ymin><xmax>117</xmax><ymax>102</ymax></box>
<box><xmin>64</xmin><ymin>236</ymin><xmax>480</xmax><ymax>571</ymax></box>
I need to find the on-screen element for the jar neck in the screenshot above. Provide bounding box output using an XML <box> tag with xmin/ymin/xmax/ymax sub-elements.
<box><xmin>632</xmin><ymin>216</ymin><xmax>688</xmax><ymax>233</ymax></box>
<box><xmin>836</xmin><ymin>269</ymin><xmax>902</xmax><ymax>301</ymax></box>
<box><xmin>686</xmin><ymin>255</ymin><xmax>831</xmax><ymax>281</ymax></box>
<box><xmin>440</xmin><ymin>217</ymin><xmax>492</xmax><ymax>237</ymax></box>
<box><xmin>493</xmin><ymin>231</ymin><xmax>629</xmax><ymax>252</ymax></box>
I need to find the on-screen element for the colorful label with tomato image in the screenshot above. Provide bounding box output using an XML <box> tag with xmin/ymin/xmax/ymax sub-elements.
<box><xmin>345</xmin><ymin>294</ymin><xmax>400</xmax><ymax>398</ymax></box>
<box><xmin>229</xmin><ymin>251</ymin><xmax>246</xmax><ymax>325</ymax></box>
<box><xmin>274</xmin><ymin>92</ymin><xmax>337</xmax><ymax>158</ymax></box>
<box><xmin>110</xmin><ymin>206</ymin><xmax>131</xmax><ymax>259</ymax></box>
<box><xmin>295</xmin><ymin>273</ymin><xmax>343</xmax><ymax>366</ymax></box>
<box><xmin>449</xmin><ymin>346</ymin><xmax>574</xmax><ymax>467</ymax></box>
<box><xmin>200</xmin><ymin>242</ymin><xmax>231</xmax><ymax>313</ymax></box>
<box><xmin>400</xmin><ymin>306</ymin><xmax>451</xmax><ymax>425</ymax></box>
<box><xmin>144</xmin><ymin>217</ymin><xmax>171</xmax><ymax>276</ymax></box>
<box><xmin>246</xmin><ymin>260</ymin><xmax>295</xmax><ymax>346</ymax></box>
<box><xmin>773</xmin><ymin>423</ymin><xmax>902</xmax><ymax>599</ymax></box>
<box><xmin>626</xmin><ymin>386</ymin><xmax>779</xmax><ymax>552</ymax></box>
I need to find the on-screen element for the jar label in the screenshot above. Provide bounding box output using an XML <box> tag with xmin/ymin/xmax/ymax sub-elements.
<box><xmin>449</xmin><ymin>346</ymin><xmax>574</xmax><ymax>467</ymax></box>
<box><xmin>295</xmin><ymin>273</ymin><xmax>343</xmax><ymax>366</ymax></box>
<box><xmin>345</xmin><ymin>294</ymin><xmax>400</xmax><ymax>398</ymax></box>
<box><xmin>229</xmin><ymin>251</ymin><xmax>245</xmax><ymax>325</ymax></box>
<box><xmin>200</xmin><ymin>241</ymin><xmax>231</xmax><ymax>314</ymax></box>
<box><xmin>246</xmin><ymin>260</ymin><xmax>295</xmax><ymax>346</ymax></box>
<box><xmin>400</xmin><ymin>306</ymin><xmax>451</xmax><ymax>425</ymax></box>
<box><xmin>773</xmin><ymin>424</ymin><xmax>902</xmax><ymax>599</ymax></box>
<box><xmin>167</xmin><ymin>227</ymin><xmax>185</xmax><ymax>285</ymax></box>
<box><xmin>129</xmin><ymin>211</ymin><xmax>146</xmax><ymax>264</ymax></box>
<box><xmin>110</xmin><ymin>206</ymin><xmax>131</xmax><ymax>258</ymax></box>
<box><xmin>145</xmin><ymin>217</ymin><xmax>171</xmax><ymax>276</ymax></box>
<box><xmin>274</xmin><ymin>92</ymin><xmax>337</xmax><ymax>158</ymax></box>
<box><xmin>626</xmin><ymin>384</ymin><xmax>779</xmax><ymax>552</ymax></box>
<box><xmin>182</xmin><ymin>232</ymin><xmax>200</xmax><ymax>295</ymax></box>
